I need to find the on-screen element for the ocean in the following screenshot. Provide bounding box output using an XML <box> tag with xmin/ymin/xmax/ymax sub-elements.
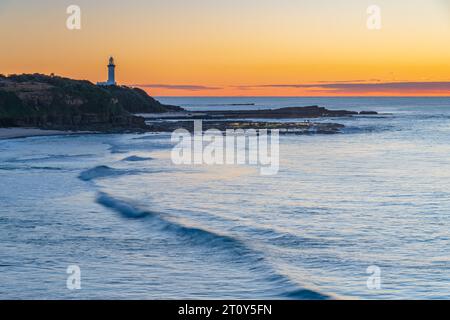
<box><xmin>1</xmin><ymin>97</ymin><xmax>450</xmax><ymax>299</ymax></box>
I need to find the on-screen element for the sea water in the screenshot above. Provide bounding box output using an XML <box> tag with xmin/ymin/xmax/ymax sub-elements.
<box><xmin>1</xmin><ymin>97</ymin><xmax>450</xmax><ymax>299</ymax></box>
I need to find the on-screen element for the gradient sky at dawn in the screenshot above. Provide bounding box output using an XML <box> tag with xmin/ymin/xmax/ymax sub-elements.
<box><xmin>1</xmin><ymin>0</ymin><xmax>449</xmax><ymax>96</ymax></box>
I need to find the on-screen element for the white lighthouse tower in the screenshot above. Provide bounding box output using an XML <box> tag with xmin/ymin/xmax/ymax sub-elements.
<box><xmin>97</xmin><ymin>56</ymin><xmax>117</xmax><ymax>86</ymax></box>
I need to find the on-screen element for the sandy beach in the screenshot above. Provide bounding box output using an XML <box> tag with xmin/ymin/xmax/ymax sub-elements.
<box><xmin>0</xmin><ymin>128</ymin><xmax>91</xmax><ymax>140</ymax></box>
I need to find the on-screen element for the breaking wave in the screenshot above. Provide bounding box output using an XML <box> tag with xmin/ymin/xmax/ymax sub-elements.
<box><xmin>0</xmin><ymin>165</ymin><xmax>63</xmax><ymax>171</ymax></box>
<box><xmin>9</xmin><ymin>154</ymin><xmax>94</xmax><ymax>163</ymax></box>
<box><xmin>122</xmin><ymin>155</ymin><xmax>154</xmax><ymax>162</ymax></box>
<box><xmin>78</xmin><ymin>166</ymin><xmax>141</xmax><ymax>181</ymax></box>
<box><xmin>95</xmin><ymin>192</ymin><xmax>329</xmax><ymax>300</ymax></box>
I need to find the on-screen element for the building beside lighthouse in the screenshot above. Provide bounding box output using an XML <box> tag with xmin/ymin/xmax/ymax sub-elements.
<box><xmin>97</xmin><ymin>57</ymin><xmax>117</xmax><ymax>86</ymax></box>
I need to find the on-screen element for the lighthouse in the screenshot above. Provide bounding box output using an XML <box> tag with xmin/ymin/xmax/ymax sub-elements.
<box><xmin>97</xmin><ymin>56</ymin><xmax>117</xmax><ymax>86</ymax></box>
<box><xmin>107</xmin><ymin>57</ymin><xmax>116</xmax><ymax>85</ymax></box>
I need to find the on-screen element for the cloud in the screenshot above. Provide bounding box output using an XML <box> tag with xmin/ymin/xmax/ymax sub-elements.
<box><xmin>234</xmin><ymin>81</ymin><xmax>450</xmax><ymax>93</ymax></box>
<box><xmin>315</xmin><ymin>79</ymin><xmax>382</xmax><ymax>84</ymax></box>
<box><xmin>133</xmin><ymin>81</ymin><xmax>450</xmax><ymax>95</ymax></box>
<box><xmin>133</xmin><ymin>84</ymin><xmax>222</xmax><ymax>91</ymax></box>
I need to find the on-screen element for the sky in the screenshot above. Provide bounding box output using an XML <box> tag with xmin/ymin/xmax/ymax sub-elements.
<box><xmin>0</xmin><ymin>0</ymin><xmax>449</xmax><ymax>96</ymax></box>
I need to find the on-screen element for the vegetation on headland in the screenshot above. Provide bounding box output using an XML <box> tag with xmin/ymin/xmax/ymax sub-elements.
<box><xmin>0</xmin><ymin>74</ymin><xmax>182</xmax><ymax>131</ymax></box>
<box><xmin>102</xmin><ymin>85</ymin><xmax>182</xmax><ymax>114</ymax></box>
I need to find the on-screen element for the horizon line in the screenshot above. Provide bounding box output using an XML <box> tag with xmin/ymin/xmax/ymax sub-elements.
<box><xmin>153</xmin><ymin>95</ymin><xmax>450</xmax><ymax>98</ymax></box>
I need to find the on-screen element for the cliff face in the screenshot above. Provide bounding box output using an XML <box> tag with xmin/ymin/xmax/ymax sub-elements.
<box><xmin>103</xmin><ymin>86</ymin><xmax>183</xmax><ymax>113</ymax></box>
<box><xmin>0</xmin><ymin>74</ymin><xmax>181</xmax><ymax>130</ymax></box>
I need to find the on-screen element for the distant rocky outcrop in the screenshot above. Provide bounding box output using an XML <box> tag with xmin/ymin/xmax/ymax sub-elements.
<box><xmin>199</xmin><ymin>106</ymin><xmax>363</xmax><ymax>119</ymax></box>
<box><xmin>0</xmin><ymin>74</ymin><xmax>182</xmax><ymax>131</ymax></box>
<box><xmin>141</xmin><ymin>106</ymin><xmax>378</xmax><ymax>120</ymax></box>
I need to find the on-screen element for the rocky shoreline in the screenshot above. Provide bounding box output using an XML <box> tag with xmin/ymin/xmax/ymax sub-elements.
<box><xmin>0</xmin><ymin>74</ymin><xmax>178</xmax><ymax>132</ymax></box>
<box><xmin>0</xmin><ymin>74</ymin><xmax>380</xmax><ymax>136</ymax></box>
<box><xmin>139</xmin><ymin>106</ymin><xmax>378</xmax><ymax>121</ymax></box>
<box><xmin>0</xmin><ymin>128</ymin><xmax>93</xmax><ymax>140</ymax></box>
<box><xmin>139</xmin><ymin>105</ymin><xmax>379</xmax><ymax>135</ymax></box>
<box><xmin>145</xmin><ymin>120</ymin><xmax>345</xmax><ymax>135</ymax></box>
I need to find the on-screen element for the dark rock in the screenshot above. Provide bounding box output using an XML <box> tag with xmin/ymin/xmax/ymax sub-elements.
<box><xmin>142</xmin><ymin>106</ymin><xmax>370</xmax><ymax>121</ymax></box>
<box><xmin>359</xmin><ymin>111</ymin><xmax>378</xmax><ymax>115</ymax></box>
<box><xmin>102</xmin><ymin>85</ymin><xmax>183</xmax><ymax>113</ymax></box>
<box><xmin>0</xmin><ymin>74</ymin><xmax>181</xmax><ymax>131</ymax></box>
<box><xmin>145</xmin><ymin>120</ymin><xmax>345</xmax><ymax>135</ymax></box>
<box><xmin>194</xmin><ymin>106</ymin><xmax>359</xmax><ymax>119</ymax></box>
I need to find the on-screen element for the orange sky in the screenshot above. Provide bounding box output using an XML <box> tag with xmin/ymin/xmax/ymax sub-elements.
<box><xmin>0</xmin><ymin>0</ymin><xmax>449</xmax><ymax>96</ymax></box>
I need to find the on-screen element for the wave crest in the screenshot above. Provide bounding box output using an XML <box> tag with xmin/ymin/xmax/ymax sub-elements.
<box><xmin>122</xmin><ymin>155</ymin><xmax>154</xmax><ymax>162</ymax></box>
<box><xmin>78</xmin><ymin>166</ymin><xmax>138</xmax><ymax>181</ymax></box>
<box><xmin>95</xmin><ymin>192</ymin><xmax>330</xmax><ymax>300</ymax></box>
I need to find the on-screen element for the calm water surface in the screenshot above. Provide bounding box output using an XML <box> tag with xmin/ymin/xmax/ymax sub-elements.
<box><xmin>1</xmin><ymin>97</ymin><xmax>450</xmax><ymax>299</ymax></box>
